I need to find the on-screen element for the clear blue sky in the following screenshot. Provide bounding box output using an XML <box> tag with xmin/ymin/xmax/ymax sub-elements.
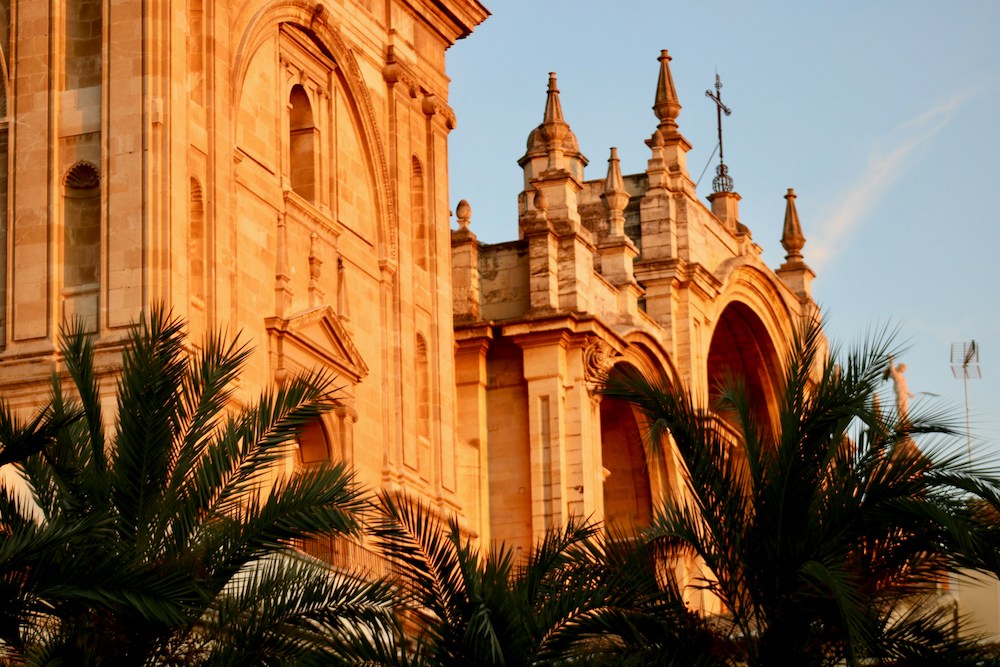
<box><xmin>446</xmin><ymin>1</ymin><xmax>1000</xmax><ymax>458</ymax></box>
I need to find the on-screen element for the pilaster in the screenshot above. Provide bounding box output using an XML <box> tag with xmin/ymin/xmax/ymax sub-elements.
<box><xmin>454</xmin><ymin>327</ymin><xmax>493</xmax><ymax>542</ymax></box>
<box><xmin>516</xmin><ymin>331</ymin><xmax>570</xmax><ymax>537</ymax></box>
<box><xmin>521</xmin><ymin>189</ymin><xmax>559</xmax><ymax>312</ymax></box>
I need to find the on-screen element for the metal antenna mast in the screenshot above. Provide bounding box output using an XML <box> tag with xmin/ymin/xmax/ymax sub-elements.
<box><xmin>705</xmin><ymin>72</ymin><xmax>733</xmax><ymax>193</ymax></box>
<box><xmin>950</xmin><ymin>340</ymin><xmax>981</xmax><ymax>463</ymax></box>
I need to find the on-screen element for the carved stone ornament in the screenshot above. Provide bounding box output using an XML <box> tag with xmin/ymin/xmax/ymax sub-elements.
<box><xmin>584</xmin><ymin>338</ymin><xmax>622</xmax><ymax>392</ymax></box>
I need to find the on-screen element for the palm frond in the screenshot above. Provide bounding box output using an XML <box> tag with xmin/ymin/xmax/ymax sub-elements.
<box><xmin>58</xmin><ymin>317</ymin><xmax>107</xmax><ymax>475</ymax></box>
<box><xmin>192</xmin><ymin>554</ymin><xmax>397</xmax><ymax>666</ymax></box>
<box><xmin>110</xmin><ymin>305</ymin><xmax>189</xmax><ymax>554</ymax></box>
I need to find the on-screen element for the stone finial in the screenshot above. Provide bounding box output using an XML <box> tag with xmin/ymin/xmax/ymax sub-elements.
<box><xmin>600</xmin><ymin>147</ymin><xmax>630</xmax><ymax>237</ymax></box>
<box><xmin>781</xmin><ymin>188</ymin><xmax>806</xmax><ymax>264</ymax></box>
<box><xmin>604</xmin><ymin>147</ymin><xmax>626</xmax><ymax>194</ymax></box>
<box><xmin>543</xmin><ymin>72</ymin><xmax>565</xmax><ymax>125</ymax></box>
<box><xmin>538</xmin><ymin>72</ymin><xmax>570</xmax><ymax>156</ymax></box>
<box><xmin>519</xmin><ymin>71</ymin><xmax>587</xmax><ymax>177</ymax></box>
<box><xmin>308</xmin><ymin>231</ymin><xmax>324</xmax><ymax>307</ymax></box>
<box><xmin>337</xmin><ymin>256</ymin><xmax>351</xmax><ymax>322</ymax></box>
<box><xmin>776</xmin><ymin>187</ymin><xmax>815</xmax><ymax>300</ymax></box>
<box><xmin>309</xmin><ymin>232</ymin><xmax>322</xmax><ymax>280</ymax></box>
<box><xmin>652</xmin><ymin>50</ymin><xmax>681</xmax><ymax>136</ymax></box>
<box><xmin>456</xmin><ymin>199</ymin><xmax>472</xmax><ymax>231</ymax></box>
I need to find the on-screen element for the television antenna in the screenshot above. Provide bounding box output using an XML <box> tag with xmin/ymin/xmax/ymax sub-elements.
<box><xmin>950</xmin><ymin>340</ymin><xmax>981</xmax><ymax>463</ymax></box>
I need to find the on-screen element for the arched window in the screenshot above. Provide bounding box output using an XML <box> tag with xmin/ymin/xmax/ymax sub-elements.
<box><xmin>416</xmin><ymin>334</ymin><xmax>430</xmax><ymax>443</ymax></box>
<box><xmin>411</xmin><ymin>157</ymin><xmax>427</xmax><ymax>271</ymax></box>
<box><xmin>63</xmin><ymin>161</ymin><xmax>101</xmax><ymax>330</ymax></box>
<box><xmin>288</xmin><ymin>84</ymin><xmax>317</xmax><ymax>202</ymax></box>
<box><xmin>189</xmin><ymin>178</ymin><xmax>205</xmax><ymax>303</ymax></box>
<box><xmin>299</xmin><ymin>419</ymin><xmax>331</xmax><ymax>464</ymax></box>
<box><xmin>65</xmin><ymin>0</ymin><xmax>102</xmax><ymax>89</ymax></box>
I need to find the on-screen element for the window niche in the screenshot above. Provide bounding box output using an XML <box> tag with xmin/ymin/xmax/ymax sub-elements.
<box><xmin>288</xmin><ymin>84</ymin><xmax>318</xmax><ymax>203</ymax></box>
<box><xmin>189</xmin><ymin>177</ymin><xmax>207</xmax><ymax>333</ymax></box>
<box><xmin>298</xmin><ymin>418</ymin><xmax>332</xmax><ymax>464</ymax></box>
<box><xmin>416</xmin><ymin>334</ymin><xmax>430</xmax><ymax>441</ymax></box>
<box><xmin>415</xmin><ymin>334</ymin><xmax>432</xmax><ymax>480</ymax></box>
<box><xmin>411</xmin><ymin>156</ymin><xmax>427</xmax><ymax>271</ymax></box>
<box><xmin>63</xmin><ymin>161</ymin><xmax>101</xmax><ymax>331</ymax></box>
<box><xmin>279</xmin><ymin>25</ymin><xmax>334</xmax><ymax>213</ymax></box>
<box><xmin>65</xmin><ymin>0</ymin><xmax>102</xmax><ymax>90</ymax></box>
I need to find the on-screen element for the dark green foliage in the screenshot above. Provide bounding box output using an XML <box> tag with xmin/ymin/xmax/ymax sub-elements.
<box><xmin>370</xmin><ymin>494</ymin><xmax>714</xmax><ymax>666</ymax></box>
<box><xmin>0</xmin><ymin>307</ymin><xmax>395</xmax><ymax>664</ymax></box>
<box><xmin>602</xmin><ymin>318</ymin><xmax>1000</xmax><ymax>666</ymax></box>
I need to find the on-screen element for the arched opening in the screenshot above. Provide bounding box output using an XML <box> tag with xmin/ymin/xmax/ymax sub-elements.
<box><xmin>707</xmin><ymin>302</ymin><xmax>782</xmax><ymax>431</ymax></box>
<box><xmin>288</xmin><ymin>84</ymin><xmax>317</xmax><ymax>202</ymax></box>
<box><xmin>416</xmin><ymin>334</ymin><xmax>430</xmax><ymax>442</ymax></box>
<box><xmin>298</xmin><ymin>419</ymin><xmax>331</xmax><ymax>464</ymax></box>
<box><xmin>415</xmin><ymin>334</ymin><xmax>431</xmax><ymax>480</ymax></box>
<box><xmin>411</xmin><ymin>156</ymin><xmax>427</xmax><ymax>271</ymax></box>
<box><xmin>189</xmin><ymin>178</ymin><xmax>207</xmax><ymax>334</ymax></box>
<box><xmin>63</xmin><ymin>162</ymin><xmax>101</xmax><ymax>331</ymax></box>
<box><xmin>601</xmin><ymin>363</ymin><xmax>653</xmax><ymax>533</ymax></box>
<box><xmin>65</xmin><ymin>0</ymin><xmax>102</xmax><ymax>89</ymax></box>
<box><xmin>189</xmin><ymin>178</ymin><xmax>205</xmax><ymax>303</ymax></box>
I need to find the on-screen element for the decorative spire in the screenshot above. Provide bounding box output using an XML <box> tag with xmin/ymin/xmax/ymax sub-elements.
<box><xmin>652</xmin><ymin>50</ymin><xmax>681</xmax><ymax>136</ymax></box>
<box><xmin>520</xmin><ymin>71</ymin><xmax>587</xmax><ymax>177</ymax></box>
<box><xmin>781</xmin><ymin>188</ymin><xmax>806</xmax><ymax>264</ymax></box>
<box><xmin>539</xmin><ymin>72</ymin><xmax>569</xmax><ymax>149</ymax></box>
<box><xmin>604</xmin><ymin>147</ymin><xmax>625</xmax><ymax>193</ymax></box>
<box><xmin>543</xmin><ymin>72</ymin><xmax>565</xmax><ymax>124</ymax></box>
<box><xmin>600</xmin><ymin>147</ymin><xmax>629</xmax><ymax>237</ymax></box>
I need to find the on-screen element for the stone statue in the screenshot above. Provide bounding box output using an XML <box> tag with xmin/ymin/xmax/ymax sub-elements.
<box><xmin>884</xmin><ymin>357</ymin><xmax>914</xmax><ymax>423</ymax></box>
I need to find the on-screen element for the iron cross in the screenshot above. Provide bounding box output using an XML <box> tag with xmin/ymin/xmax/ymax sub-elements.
<box><xmin>705</xmin><ymin>73</ymin><xmax>734</xmax><ymax>192</ymax></box>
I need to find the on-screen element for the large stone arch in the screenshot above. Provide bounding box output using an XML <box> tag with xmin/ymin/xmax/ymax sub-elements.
<box><xmin>231</xmin><ymin>1</ymin><xmax>396</xmax><ymax>267</ymax></box>
<box><xmin>706</xmin><ymin>301</ymin><xmax>783</xmax><ymax>427</ymax></box>
<box><xmin>616</xmin><ymin>329</ymin><xmax>679</xmax><ymax>388</ymax></box>
<box><xmin>712</xmin><ymin>259</ymin><xmax>799</xmax><ymax>360</ymax></box>
<box><xmin>598</xmin><ymin>332</ymin><xmax>680</xmax><ymax>531</ymax></box>
<box><xmin>705</xmin><ymin>263</ymin><xmax>796</xmax><ymax>430</ymax></box>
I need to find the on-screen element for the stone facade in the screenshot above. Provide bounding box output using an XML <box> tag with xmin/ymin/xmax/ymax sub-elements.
<box><xmin>451</xmin><ymin>53</ymin><xmax>818</xmax><ymax>554</ymax></box>
<box><xmin>0</xmin><ymin>1</ymin><xmax>817</xmax><ymax>569</ymax></box>
<box><xmin>0</xmin><ymin>0</ymin><xmax>489</xmax><ymax>520</ymax></box>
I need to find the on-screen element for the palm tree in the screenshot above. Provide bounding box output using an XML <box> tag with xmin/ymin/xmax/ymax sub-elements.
<box><xmin>602</xmin><ymin>319</ymin><xmax>1000</xmax><ymax>666</ymax></box>
<box><xmin>0</xmin><ymin>307</ymin><xmax>395</xmax><ymax>665</ymax></box>
<box><xmin>369</xmin><ymin>494</ymin><xmax>713</xmax><ymax>666</ymax></box>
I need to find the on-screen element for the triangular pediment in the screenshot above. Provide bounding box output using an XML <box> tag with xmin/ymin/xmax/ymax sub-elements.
<box><xmin>265</xmin><ymin>306</ymin><xmax>368</xmax><ymax>383</ymax></box>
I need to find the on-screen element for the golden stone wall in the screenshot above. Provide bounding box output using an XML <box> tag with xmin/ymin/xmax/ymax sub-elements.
<box><xmin>0</xmin><ymin>0</ymin><xmax>489</xmax><ymax>529</ymax></box>
<box><xmin>0</xmin><ymin>1</ymin><xmax>817</xmax><ymax>558</ymax></box>
<box><xmin>451</xmin><ymin>56</ymin><xmax>819</xmax><ymax>552</ymax></box>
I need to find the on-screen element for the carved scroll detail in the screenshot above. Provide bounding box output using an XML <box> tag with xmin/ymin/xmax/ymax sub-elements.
<box><xmin>584</xmin><ymin>338</ymin><xmax>622</xmax><ymax>394</ymax></box>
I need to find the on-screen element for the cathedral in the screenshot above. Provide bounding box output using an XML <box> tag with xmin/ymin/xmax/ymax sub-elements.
<box><xmin>0</xmin><ymin>0</ymin><xmax>816</xmax><ymax>581</ymax></box>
